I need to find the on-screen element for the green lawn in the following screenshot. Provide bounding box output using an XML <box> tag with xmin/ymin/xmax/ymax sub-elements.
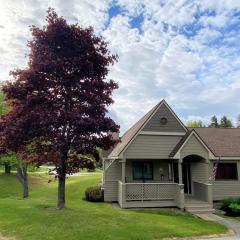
<box><xmin>0</xmin><ymin>173</ymin><xmax>227</xmax><ymax>240</ymax></box>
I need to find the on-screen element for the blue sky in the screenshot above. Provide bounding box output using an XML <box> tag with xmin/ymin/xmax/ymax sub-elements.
<box><xmin>1</xmin><ymin>0</ymin><xmax>240</xmax><ymax>133</ymax></box>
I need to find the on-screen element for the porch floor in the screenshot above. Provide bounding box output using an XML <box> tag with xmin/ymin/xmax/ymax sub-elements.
<box><xmin>185</xmin><ymin>195</ymin><xmax>209</xmax><ymax>205</ymax></box>
<box><xmin>184</xmin><ymin>196</ymin><xmax>215</xmax><ymax>214</ymax></box>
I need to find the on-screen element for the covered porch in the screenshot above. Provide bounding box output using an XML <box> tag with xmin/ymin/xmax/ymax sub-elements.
<box><xmin>118</xmin><ymin>155</ymin><xmax>213</xmax><ymax>210</ymax></box>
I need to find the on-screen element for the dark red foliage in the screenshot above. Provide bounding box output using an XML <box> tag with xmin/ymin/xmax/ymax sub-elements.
<box><xmin>0</xmin><ymin>8</ymin><xmax>119</xmax><ymax>176</ymax></box>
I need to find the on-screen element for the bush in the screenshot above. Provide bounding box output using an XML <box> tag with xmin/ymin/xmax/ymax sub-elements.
<box><xmin>221</xmin><ymin>198</ymin><xmax>240</xmax><ymax>216</ymax></box>
<box><xmin>229</xmin><ymin>203</ymin><xmax>240</xmax><ymax>216</ymax></box>
<box><xmin>85</xmin><ymin>186</ymin><xmax>104</xmax><ymax>202</ymax></box>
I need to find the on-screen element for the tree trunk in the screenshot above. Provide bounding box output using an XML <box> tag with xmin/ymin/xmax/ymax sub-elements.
<box><xmin>57</xmin><ymin>150</ymin><xmax>67</xmax><ymax>210</ymax></box>
<box><xmin>4</xmin><ymin>162</ymin><xmax>11</xmax><ymax>174</ymax></box>
<box><xmin>16</xmin><ymin>162</ymin><xmax>29</xmax><ymax>199</ymax></box>
<box><xmin>57</xmin><ymin>175</ymin><xmax>66</xmax><ymax>209</ymax></box>
<box><xmin>22</xmin><ymin>165</ymin><xmax>29</xmax><ymax>198</ymax></box>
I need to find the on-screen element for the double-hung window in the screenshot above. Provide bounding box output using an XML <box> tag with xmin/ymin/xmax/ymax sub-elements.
<box><xmin>132</xmin><ymin>161</ymin><xmax>153</xmax><ymax>181</ymax></box>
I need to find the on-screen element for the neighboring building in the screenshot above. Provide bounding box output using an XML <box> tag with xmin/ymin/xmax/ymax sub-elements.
<box><xmin>102</xmin><ymin>100</ymin><xmax>240</xmax><ymax>213</ymax></box>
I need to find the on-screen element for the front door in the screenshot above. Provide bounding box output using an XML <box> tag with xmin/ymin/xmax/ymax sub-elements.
<box><xmin>183</xmin><ymin>162</ymin><xmax>192</xmax><ymax>194</ymax></box>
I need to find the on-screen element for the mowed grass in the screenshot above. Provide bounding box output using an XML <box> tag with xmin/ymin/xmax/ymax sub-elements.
<box><xmin>0</xmin><ymin>173</ymin><xmax>227</xmax><ymax>240</ymax></box>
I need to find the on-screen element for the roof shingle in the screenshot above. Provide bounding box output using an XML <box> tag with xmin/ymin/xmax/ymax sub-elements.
<box><xmin>191</xmin><ymin>128</ymin><xmax>240</xmax><ymax>157</ymax></box>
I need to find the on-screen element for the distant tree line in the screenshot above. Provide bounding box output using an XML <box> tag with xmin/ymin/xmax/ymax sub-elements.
<box><xmin>187</xmin><ymin>115</ymin><xmax>239</xmax><ymax>128</ymax></box>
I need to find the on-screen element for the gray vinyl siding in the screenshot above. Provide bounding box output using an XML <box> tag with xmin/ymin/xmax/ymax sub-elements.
<box><xmin>125</xmin><ymin>135</ymin><xmax>182</xmax><ymax>159</ymax></box>
<box><xmin>142</xmin><ymin>104</ymin><xmax>186</xmax><ymax>132</ymax></box>
<box><xmin>180</xmin><ymin>135</ymin><xmax>209</xmax><ymax>160</ymax></box>
<box><xmin>103</xmin><ymin>160</ymin><xmax>121</xmax><ymax>202</ymax></box>
<box><xmin>191</xmin><ymin>161</ymin><xmax>209</xmax><ymax>183</ymax></box>
<box><xmin>210</xmin><ymin>161</ymin><xmax>240</xmax><ymax>200</ymax></box>
<box><xmin>191</xmin><ymin>161</ymin><xmax>209</xmax><ymax>197</ymax></box>
<box><xmin>126</xmin><ymin>159</ymin><xmax>173</xmax><ymax>183</ymax></box>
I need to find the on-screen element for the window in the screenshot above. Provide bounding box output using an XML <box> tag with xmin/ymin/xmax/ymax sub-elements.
<box><xmin>160</xmin><ymin>117</ymin><xmax>168</xmax><ymax>125</ymax></box>
<box><xmin>133</xmin><ymin>161</ymin><xmax>153</xmax><ymax>180</ymax></box>
<box><xmin>215</xmin><ymin>163</ymin><xmax>238</xmax><ymax>180</ymax></box>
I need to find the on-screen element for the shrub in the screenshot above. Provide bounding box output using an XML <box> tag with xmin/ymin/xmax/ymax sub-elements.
<box><xmin>221</xmin><ymin>198</ymin><xmax>240</xmax><ymax>216</ymax></box>
<box><xmin>85</xmin><ymin>186</ymin><xmax>104</xmax><ymax>202</ymax></box>
<box><xmin>229</xmin><ymin>203</ymin><xmax>240</xmax><ymax>216</ymax></box>
<box><xmin>221</xmin><ymin>198</ymin><xmax>238</xmax><ymax>209</ymax></box>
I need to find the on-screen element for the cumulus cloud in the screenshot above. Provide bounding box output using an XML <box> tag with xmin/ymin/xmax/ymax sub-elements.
<box><xmin>1</xmin><ymin>0</ymin><xmax>240</xmax><ymax>133</ymax></box>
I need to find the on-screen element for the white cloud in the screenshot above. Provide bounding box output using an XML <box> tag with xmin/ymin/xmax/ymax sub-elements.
<box><xmin>1</xmin><ymin>0</ymin><xmax>240</xmax><ymax>133</ymax></box>
<box><xmin>0</xmin><ymin>0</ymin><xmax>110</xmax><ymax>80</ymax></box>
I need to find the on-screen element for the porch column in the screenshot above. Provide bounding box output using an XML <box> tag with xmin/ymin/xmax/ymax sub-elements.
<box><xmin>119</xmin><ymin>157</ymin><xmax>126</xmax><ymax>207</ymax></box>
<box><xmin>207</xmin><ymin>184</ymin><xmax>213</xmax><ymax>206</ymax></box>
<box><xmin>121</xmin><ymin>161</ymin><xmax>126</xmax><ymax>183</ymax></box>
<box><xmin>178</xmin><ymin>160</ymin><xmax>183</xmax><ymax>184</ymax></box>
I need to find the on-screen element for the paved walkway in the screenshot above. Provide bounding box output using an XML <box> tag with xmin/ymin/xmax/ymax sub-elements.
<box><xmin>195</xmin><ymin>214</ymin><xmax>240</xmax><ymax>240</ymax></box>
<box><xmin>165</xmin><ymin>214</ymin><xmax>240</xmax><ymax>240</ymax></box>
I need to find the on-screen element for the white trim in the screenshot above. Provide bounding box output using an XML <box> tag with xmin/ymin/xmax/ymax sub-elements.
<box><xmin>210</xmin><ymin>157</ymin><xmax>240</xmax><ymax>160</ymax></box>
<box><xmin>125</xmin><ymin>182</ymin><xmax>177</xmax><ymax>185</ymax></box>
<box><xmin>106</xmin><ymin>156</ymin><xmax>120</xmax><ymax>160</ymax></box>
<box><xmin>173</xmin><ymin>130</ymin><xmax>216</xmax><ymax>159</ymax></box>
<box><xmin>140</xmin><ymin>131</ymin><xmax>185</xmax><ymax>136</ymax></box>
<box><xmin>120</xmin><ymin>100</ymin><xmax>187</xmax><ymax>157</ymax></box>
<box><xmin>104</xmin><ymin>159</ymin><xmax>116</xmax><ymax>171</ymax></box>
<box><xmin>193</xmin><ymin>181</ymin><xmax>212</xmax><ymax>186</ymax></box>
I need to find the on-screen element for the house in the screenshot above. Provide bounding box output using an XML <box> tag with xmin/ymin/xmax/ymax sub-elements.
<box><xmin>102</xmin><ymin>100</ymin><xmax>240</xmax><ymax>213</ymax></box>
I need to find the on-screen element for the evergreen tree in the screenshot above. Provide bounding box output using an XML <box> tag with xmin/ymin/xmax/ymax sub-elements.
<box><xmin>237</xmin><ymin>114</ymin><xmax>240</xmax><ymax>128</ymax></box>
<box><xmin>220</xmin><ymin>116</ymin><xmax>233</xmax><ymax>128</ymax></box>
<box><xmin>208</xmin><ymin>115</ymin><xmax>219</xmax><ymax>128</ymax></box>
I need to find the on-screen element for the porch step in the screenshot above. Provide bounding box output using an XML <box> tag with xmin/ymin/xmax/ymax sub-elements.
<box><xmin>186</xmin><ymin>208</ymin><xmax>215</xmax><ymax>214</ymax></box>
<box><xmin>185</xmin><ymin>203</ymin><xmax>212</xmax><ymax>209</ymax></box>
<box><xmin>185</xmin><ymin>203</ymin><xmax>215</xmax><ymax>214</ymax></box>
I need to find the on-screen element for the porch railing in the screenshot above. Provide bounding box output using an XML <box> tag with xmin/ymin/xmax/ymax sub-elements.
<box><xmin>193</xmin><ymin>181</ymin><xmax>213</xmax><ymax>204</ymax></box>
<box><xmin>118</xmin><ymin>181</ymin><xmax>185</xmax><ymax>208</ymax></box>
<box><xmin>125</xmin><ymin>182</ymin><xmax>176</xmax><ymax>201</ymax></box>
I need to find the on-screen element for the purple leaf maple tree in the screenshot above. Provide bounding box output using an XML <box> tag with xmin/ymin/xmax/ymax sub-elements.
<box><xmin>0</xmin><ymin>9</ymin><xmax>119</xmax><ymax>209</ymax></box>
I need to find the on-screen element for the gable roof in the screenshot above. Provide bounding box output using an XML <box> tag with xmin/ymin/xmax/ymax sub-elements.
<box><xmin>108</xmin><ymin>100</ymin><xmax>187</xmax><ymax>158</ymax></box>
<box><xmin>169</xmin><ymin>131</ymin><xmax>191</xmax><ymax>158</ymax></box>
<box><xmin>192</xmin><ymin>128</ymin><xmax>240</xmax><ymax>157</ymax></box>
<box><xmin>108</xmin><ymin>102</ymin><xmax>160</xmax><ymax>158</ymax></box>
<box><xmin>108</xmin><ymin>99</ymin><xmax>240</xmax><ymax>159</ymax></box>
<box><xmin>169</xmin><ymin>130</ymin><xmax>215</xmax><ymax>158</ymax></box>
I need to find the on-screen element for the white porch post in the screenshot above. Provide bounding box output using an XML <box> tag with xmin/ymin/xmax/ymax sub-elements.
<box><xmin>178</xmin><ymin>159</ymin><xmax>183</xmax><ymax>184</ymax></box>
<box><xmin>122</xmin><ymin>161</ymin><xmax>126</xmax><ymax>183</ymax></box>
<box><xmin>177</xmin><ymin>158</ymin><xmax>185</xmax><ymax>210</ymax></box>
<box><xmin>119</xmin><ymin>156</ymin><xmax>126</xmax><ymax>207</ymax></box>
<box><xmin>207</xmin><ymin>184</ymin><xmax>213</xmax><ymax>206</ymax></box>
<box><xmin>121</xmin><ymin>155</ymin><xmax>126</xmax><ymax>183</ymax></box>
